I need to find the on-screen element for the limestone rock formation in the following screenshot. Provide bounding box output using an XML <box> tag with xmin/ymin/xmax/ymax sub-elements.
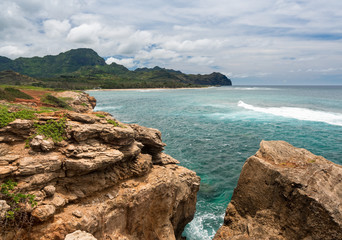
<box><xmin>0</xmin><ymin>92</ymin><xmax>200</xmax><ymax>240</ymax></box>
<box><xmin>214</xmin><ymin>140</ymin><xmax>342</xmax><ymax>240</ymax></box>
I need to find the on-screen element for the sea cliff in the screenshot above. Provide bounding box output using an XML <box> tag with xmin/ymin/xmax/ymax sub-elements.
<box><xmin>214</xmin><ymin>140</ymin><xmax>342</xmax><ymax>240</ymax></box>
<box><xmin>0</xmin><ymin>91</ymin><xmax>200</xmax><ymax>240</ymax></box>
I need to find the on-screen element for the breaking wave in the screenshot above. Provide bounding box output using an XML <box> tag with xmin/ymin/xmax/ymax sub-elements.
<box><xmin>237</xmin><ymin>101</ymin><xmax>342</xmax><ymax>126</ymax></box>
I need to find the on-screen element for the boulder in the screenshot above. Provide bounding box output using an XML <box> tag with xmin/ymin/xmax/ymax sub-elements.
<box><xmin>214</xmin><ymin>140</ymin><xmax>342</xmax><ymax>240</ymax></box>
<box><xmin>32</xmin><ymin>205</ymin><xmax>56</xmax><ymax>222</ymax></box>
<box><xmin>64</xmin><ymin>230</ymin><xmax>97</xmax><ymax>240</ymax></box>
<box><xmin>30</xmin><ymin>135</ymin><xmax>55</xmax><ymax>152</ymax></box>
<box><xmin>0</xmin><ymin>200</ymin><xmax>10</xmax><ymax>219</ymax></box>
<box><xmin>67</xmin><ymin>112</ymin><xmax>96</xmax><ymax>124</ymax></box>
<box><xmin>44</xmin><ymin>185</ymin><xmax>56</xmax><ymax>197</ymax></box>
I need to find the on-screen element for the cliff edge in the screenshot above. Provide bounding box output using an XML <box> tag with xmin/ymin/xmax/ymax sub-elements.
<box><xmin>214</xmin><ymin>140</ymin><xmax>342</xmax><ymax>240</ymax></box>
<box><xmin>0</xmin><ymin>90</ymin><xmax>200</xmax><ymax>240</ymax></box>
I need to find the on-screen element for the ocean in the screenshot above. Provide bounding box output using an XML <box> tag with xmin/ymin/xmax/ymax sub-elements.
<box><xmin>88</xmin><ymin>86</ymin><xmax>342</xmax><ymax>240</ymax></box>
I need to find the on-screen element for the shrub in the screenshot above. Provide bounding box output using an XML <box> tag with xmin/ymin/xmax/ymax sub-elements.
<box><xmin>0</xmin><ymin>180</ymin><xmax>37</xmax><ymax>236</ymax></box>
<box><xmin>34</xmin><ymin>117</ymin><xmax>67</xmax><ymax>142</ymax></box>
<box><xmin>41</xmin><ymin>94</ymin><xmax>72</xmax><ymax>110</ymax></box>
<box><xmin>0</xmin><ymin>106</ymin><xmax>36</xmax><ymax>128</ymax></box>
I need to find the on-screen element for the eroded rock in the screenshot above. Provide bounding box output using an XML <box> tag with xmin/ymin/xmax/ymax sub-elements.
<box><xmin>0</xmin><ymin>97</ymin><xmax>200</xmax><ymax>240</ymax></box>
<box><xmin>214</xmin><ymin>140</ymin><xmax>342</xmax><ymax>240</ymax></box>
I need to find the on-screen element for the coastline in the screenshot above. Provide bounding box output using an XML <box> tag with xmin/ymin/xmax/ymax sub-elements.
<box><xmin>86</xmin><ymin>86</ymin><xmax>215</xmax><ymax>92</ymax></box>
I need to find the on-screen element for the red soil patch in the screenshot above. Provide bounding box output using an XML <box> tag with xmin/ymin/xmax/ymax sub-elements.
<box><xmin>13</xmin><ymin>89</ymin><xmax>53</xmax><ymax>107</ymax></box>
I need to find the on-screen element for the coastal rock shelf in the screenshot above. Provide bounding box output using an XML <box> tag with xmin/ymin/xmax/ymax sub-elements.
<box><xmin>0</xmin><ymin>92</ymin><xmax>200</xmax><ymax>240</ymax></box>
<box><xmin>214</xmin><ymin>140</ymin><xmax>342</xmax><ymax>240</ymax></box>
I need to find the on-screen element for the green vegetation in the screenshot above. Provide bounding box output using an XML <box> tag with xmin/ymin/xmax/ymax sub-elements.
<box><xmin>95</xmin><ymin>113</ymin><xmax>106</xmax><ymax>118</ymax></box>
<box><xmin>106</xmin><ymin>119</ymin><xmax>125</xmax><ymax>128</ymax></box>
<box><xmin>0</xmin><ymin>105</ymin><xmax>36</xmax><ymax>128</ymax></box>
<box><xmin>41</xmin><ymin>94</ymin><xmax>72</xmax><ymax>110</ymax></box>
<box><xmin>0</xmin><ymin>87</ymin><xmax>33</xmax><ymax>101</ymax></box>
<box><xmin>34</xmin><ymin>117</ymin><xmax>67</xmax><ymax>143</ymax></box>
<box><xmin>0</xmin><ymin>180</ymin><xmax>37</xmax><ymax>235</ymax></box>
<box><xmin>0</xmin><ymin>70</ymin><xmax>40</xmax><ymax>86</ymax></box>
<box><xmin>0</xmin><ymin>48</ymin><xmax>232</xmax><ymax>89</ymax></box>
<box><xmin>107</xmin><ymin>119</ymin><xmax>119</xmax><ymax>127</ymax></box>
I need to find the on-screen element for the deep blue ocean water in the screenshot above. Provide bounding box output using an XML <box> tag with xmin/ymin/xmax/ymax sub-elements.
<box><xmin>88</xmin><ymin>86</ymin><xmax>342</xmax><ymax>240</ymax></box>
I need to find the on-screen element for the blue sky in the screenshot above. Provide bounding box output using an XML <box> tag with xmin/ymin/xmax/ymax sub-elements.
<box><xmin>0</xmin><ymin>0</ymin><xmax>342</xmax><ymax>85</ymax></box>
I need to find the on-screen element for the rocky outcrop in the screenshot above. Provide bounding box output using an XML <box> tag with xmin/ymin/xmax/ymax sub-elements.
<box><xmin>214</xmin><ymin>140</ymin><xmax>342</xmax><ymax>240</ymax></box>
<box><xmin>55</xmin><ymin>91</ymin><xmax>96</xmax><ymax>113</ymax></box>
<box><xmin>0</xmin><ymin>92</ymin><xmax>200</xmax><ymax>240</ymax></box>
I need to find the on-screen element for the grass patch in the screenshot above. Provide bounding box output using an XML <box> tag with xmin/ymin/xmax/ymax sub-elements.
<box><xmin>95</xmin><ymin>114</ymin><xmax>106</xmax><ymax>118</ymax></box>
<box><xmin>34</xmin><ymin>117</ymin><xmax>67</xmax><ymax>142</ymax></box>
<box><xmin>0</xmin><ymin>87</ymin><xmax>33</xmax><ymax>101</ymax></box>
<box><xmin>107</xmin><ymin>119</ymin><xmax>119</xmax><ymax>127</ymax></box>
<box><xmin>41</xmin><ymin>94</ymin><xmax>72</xmax><ymax>110</ymax></box>
<box><xmin>106</xmin><ymin>119</ymin><xmax>125</xmax><ymax>128</ymax></box>
<box><xmin>0</xmin><ymin>105</ymin><xmax>36</xmax><ymax>128</ymax></box>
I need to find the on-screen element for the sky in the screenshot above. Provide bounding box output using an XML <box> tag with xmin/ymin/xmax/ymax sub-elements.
<box><xmin>1</xmin><ymin>0</ymin><xmax>342</xmax><ymax>85</ymax></box>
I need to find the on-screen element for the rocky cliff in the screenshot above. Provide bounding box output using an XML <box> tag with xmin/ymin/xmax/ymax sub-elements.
<box><xmin>0</xmin><ymin>91</ymin><xmax>200</xmax><ymax>240</ymax></box>
<box><xmin>214</xmin><ymin>140</ymin><xmax>342</xmax><ymax>240</ymax></box>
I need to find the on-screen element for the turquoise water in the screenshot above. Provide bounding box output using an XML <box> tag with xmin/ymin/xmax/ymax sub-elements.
<box><xmin>88</xmin><ymin>86</ymin><xmax>342</xmax><ymax>239</ymax></box>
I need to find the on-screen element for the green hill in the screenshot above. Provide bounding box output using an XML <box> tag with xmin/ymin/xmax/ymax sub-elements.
<box><xmin>0</xmin><ymin>48</ymin><xmax>232</xmax><ymax>89</ymax></box>
<box><xmin>0</xmin><ymin>70</ymin><xmax>41</xmax><ymax>85</ymax></box>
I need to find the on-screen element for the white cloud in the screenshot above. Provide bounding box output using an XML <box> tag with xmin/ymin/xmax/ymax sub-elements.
<box><xmin>0</xmin><ymin>0</ymin><xmax>342</xmax><ymax>84</ymax></box>
<box><xmin>106</xmin><ymin>57</ymin><xmax>135</xmax><ymax>68</ymax></box>
<box><xmin>67</xmin><ymin>23</ymin><xmax>102</xmax><ymax>44</ymax></box>
<box><xmin>44</xmin><ymin>19</ymin><xmax>71</xmax><ymax>38</ymax></box>
<box><xmin>0</xmin><ymin>45</ymin><xmax>26</xmax><ymax>58</ymax></box>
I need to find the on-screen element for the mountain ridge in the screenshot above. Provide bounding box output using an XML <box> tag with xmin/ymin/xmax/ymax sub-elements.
<box><xmin>0</xmin><ymin>48</ymin><xmax>232</xmax><ymax>89</ymax></box>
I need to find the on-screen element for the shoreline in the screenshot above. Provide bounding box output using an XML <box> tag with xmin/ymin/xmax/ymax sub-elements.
<box><xmin>86</xmin><ymin>87</ymin><xmax>214</xmax><ymax>92</ymax></box>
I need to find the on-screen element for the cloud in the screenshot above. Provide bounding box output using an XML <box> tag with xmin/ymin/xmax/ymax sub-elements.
<box><xmin>106</xmin><ymin>57</ymin><xmax>135</xmax><ymax>68</ymax></box>
<box><xmin>0</xmin><ymin>0</ymin><xmax>342</xmax><ymax>84</ymax></box>
<box><xmin>67</xmin><ymin>23</ymin><xmax>102</xmax><ymax>44</ymax></box>
<box><xmin>0</xmin><ymin>45</ymin><xmax>26</xmax><ymax>58</ymax></box>
<box><xmin>44</xmin><ymin>19</ymin><xmax>71</xmax><ymax>38</ymax></box>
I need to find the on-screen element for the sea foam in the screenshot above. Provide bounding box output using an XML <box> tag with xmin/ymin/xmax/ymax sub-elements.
<box><xmin>237</xmin><ymin>101</ymin><xmax>342</xmax><ymax>126</ymax></box>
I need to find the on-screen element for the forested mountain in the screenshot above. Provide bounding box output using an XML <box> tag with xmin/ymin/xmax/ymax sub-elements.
<box><xmin>0</xmin><ymin>48</ymin><xmax>232</xmax><ymax>89</ymax></box>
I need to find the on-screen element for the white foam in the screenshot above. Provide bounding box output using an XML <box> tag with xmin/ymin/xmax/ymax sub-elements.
<box><xmin>237</xmin><ymin>101</ymin><xmax>342</xmax><ymax>126</ymax></box>
<box><xmin>94</xmin><ymin>105</ymin><xmax>122</xmax><ymax>111</ymax></box>
<box><xmin>218</xmin><ymin>87</ymin><xmax>278</xmax><ymax>91</ymax></box>
<box><xmin>184</xmin><ymin>213</ymin><xmax>221</xmax><ymax>240</ymax></box>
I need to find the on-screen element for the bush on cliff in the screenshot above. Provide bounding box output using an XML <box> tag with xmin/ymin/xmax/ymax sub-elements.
<box><xmin>41</xmin><ymin>94</ymin><xmax>72</xmax><ymax>110</ymax></box>
<box><xmin>0</xmin><ymin>106</ymin><xmax>36</xmax><ymax>128</ymax></box>
<box><xmin>0</xmin><ymin>179</ymin><xmax>37</xmax><ymax>236</ymax></box>
<box><xmin>34</xmin><ymin>117</ymin><xmax>67</xmax><ymax>143</ymax></box>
